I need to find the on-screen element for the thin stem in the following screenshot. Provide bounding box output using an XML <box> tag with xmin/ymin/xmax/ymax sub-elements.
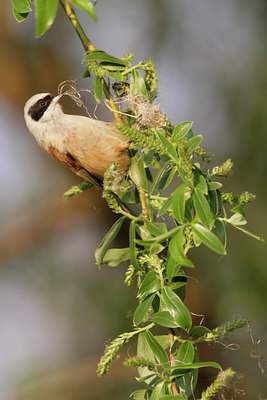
<box><xmin>59</xmin><ymin>0</ymin><xmax>95</xmax><ymax>51</ymax></box>
<box><xmin>138</xmin><ymin>189</ymin><xmax>149</xmax><ymax>218</ymax></box>
<box><xmin>59</xmin><ymin>0</ymin><xmax>119</xmax><ymax>119</ymax></box>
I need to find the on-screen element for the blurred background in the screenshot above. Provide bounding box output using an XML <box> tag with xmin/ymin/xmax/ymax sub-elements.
<box><xmin>0</xmin><ymin>0</ymin><xmax>266</xmax><ymax>399</ymax></box>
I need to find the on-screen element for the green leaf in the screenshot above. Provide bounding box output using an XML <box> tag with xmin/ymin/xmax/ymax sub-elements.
<box><xmin>166</xmin><ymin>253</ymin><xmax>181</xmax><ymax>281</ymax></box>
<box><xmin>157</xmin><ymin>167</ymin><xmax>177</xmax><ymax>190</ymax></box>
<box><xmin>227</xmin><ymin>213</ymin><xmax>247</xmax><ymax>226</ymax></box>
<box><xmin>129</xmin><ymin>221</ymin><xmax>140</xmax><ymax>270</ymax></box>
<box><xmin>13</xmin><ymin>8</ymin><xmax>30</xmax><ymax>22</ymax></box>
<box><xmin>139</xmin><ymin>271</ymin><xmax>161</xmax><ymax>297</ymax></box>
<box><xmin>134</xmin><ymin>294</ymin><xmax>156</xmax><ymax>326</ymax></box>
<box><xmin>176</xmin><ymin>341</ymin><xmax>194</xmax><ymax>363</ymax></box>
<box><xmin>69</xmin><ymin>0</ymin><xmax>97</xmax><ymax>20</ymax></box>
<box><xmin>158</xmin><ymin>196</ymin><xmax>173</xmax><ymax>217</ymax></box>
<box><xmin>130</xmin><ymin>69</ymin><xmax>148</xmax><ymax>98</ymax></box>
<box><xmin>145</xmin><ymin>222</ymin><xmax>168</xmax><ymax>237</ymax></box>
<box><xmin>135</xmin><ymin>226</ymin><xmax>180</xmax><ymax>245</ymax></box>
<box><xmin>101</xmin><ymin>63</ymin><xmax>127</xmax><ymax>72</ymax></box>
<box><xmin>130</xmin><ymin>389</ymin><xmax>147</xmax><ymax>400</ymax></box>
<box><xmin>231</xmin><ymin>204</ymin><xmax>245</xmax><ymax>216</ymax></box>
<box><xmin>154</xmin><ymin>335</ymin><xmax>170</xmax><ymax>350</ymax></box>
<box><xmin>192</xmin><ymin>188</ymin><xmax>214</xmax><ymax>229</ymax></box>
<box><xmin>10</xmin><ymin>0</ymin><xmax>31</xmax><ymax>13</ymax></box>
<box><xmin>94</xmin><ymin>75</ymin><xmax>103</xmax><ymax>103</ymax></box>
<box><xmin>169</xmin><ymin>230</ymin><xmax>194</xmax><ymax>268</ymax></box>
<box><xmin>150</xmin><ymin>381</ymin><xmax>166</xmax><ymax>400</ymax></box>
<box><xmin>95</xmin><ymin>216</ymin><xmax>125</xmax><ymax>267</ymax></box>
<box><xmin>189</xmin><ymin>326</ymin><xmax>211</xmax><ymax>338</ymax></box>
<box><xmin>172</xmin><ymin>121</ymin><xmax>193</xmax><ymax>142</ymax></box>
<box><xmin>159</xmin><ymin>396</ymin><xmax>184</xmax><ymax>400</ymax></box>
<box><xmin>137</xmin><ymin>333</ymin><xmax>156</xmax><ymax>384</ymax></box>
<box><xmin>194</xmin><ymin>172</ymin><xmax>208</xmax><ymax>194</ymax></box>
<box><xmin>145</xmin><ymin>331</ymin><xmax>169</xmax><ymax>365</ymax></box>
<box><xmin>129</xmin><ymin>150</ymin><xmax>148</xmax><ymax>191</ymax></box>
<box><xmin>208</xmin><ymin>181</ymin><xmax>222</xmax><ymax>190</ymax></box>
<box><xmin>172</xmin><ymin>183</ymin><xmax>187</xmax><ymax>223</ymax></box>
<box><xmin>155</xmin><ymin>131</ymin><xmax>178</xmax><ymax>162</ymax></box>
<box><xmin>177</xmin><ymin>350</ymin><xmax>199</xmax><ymax>397</ymax></box>
<box><xmin>187</xmin><ymin>135</ymin><xmax>203</xmax><ymax>154</ymax></box>
<box><xmin>35</xmin><ymin>0</ymin><xmax>58</xmax><ymax>37</ymax></box>
<box><xmin>161</xmin><ymin>287</ymin><xmax>192</xmax><ymax>330</ymax></box>
<box><xmin>168</xmin><ymin>361</ymin><xmax>222</xmax><ymax>372</ymax></box>
<box><xmin>83</xmin><ymin>50</ymin><xmax>128</xmax><ymax>66</ymax></box>
<box><xmin>152</xmin><ymin>311</ymin><xmax>178</xmax><ymax>328</ymax></box>
<box><xmin>102</xmin><ymin>247</ymin><xmax>130</xmax><ymax>267</ymax></box>
<box><xmin>192</xmin><ymin>223</ymin><xmax>226</xmax><ymax>254</ymax></box>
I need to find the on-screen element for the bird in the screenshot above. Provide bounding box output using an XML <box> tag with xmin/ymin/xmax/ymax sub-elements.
<box><xmin>24</xmin><ymin>93</ymin><xmax>130</xmax><ymax>187</ymax></box>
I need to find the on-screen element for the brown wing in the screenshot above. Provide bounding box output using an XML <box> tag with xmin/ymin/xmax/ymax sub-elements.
<box><xmin>48</xmin><ymin>145</ymin><xmax>102</xmax><ymax>186</ymax></box>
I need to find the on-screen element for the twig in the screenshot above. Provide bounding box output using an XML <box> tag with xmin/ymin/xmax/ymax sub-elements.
<box><xmin>59</xmin><ymin>0</ymin><xmax>119</xmax><ymax>119</ymax></box>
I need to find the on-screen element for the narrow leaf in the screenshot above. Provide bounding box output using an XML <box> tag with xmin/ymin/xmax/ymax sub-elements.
<box><xmin>208</xmin><ymin>181</ymin><xmax>222</xmax><ymax>190</ymax></box>
<box><xmin>192</xmin><ymin>223</ymin><xmax>226</xmax><ymax>254</ymax></box>
<box><xmin>155</xmin><ymin>131</ymin><xmax>178</xmax><ymax>161</ymax></box>
<box><xmin>157</xmin><ymin>167</ymin><xmax>177</xmax><ymax>190</ymax></box>
<box><xmin>176</xmin><ymin>341</ymin><xmax>194</xmax><ymax>363</ymax></box>
<box><xmin>102</xmin><ymin>247</ymin><xmax>130</xmax><ymax>267</ymax></box>
<box><xmin>168</xmin><ymin>360</ymin><xmax>222</xmax><ymax>372</ymax></box>
<box><xmin>95</xmin><ymin>216</ymin><xmax>125</xmax><ymax>267</ymax></box>
<box><xmin>150</xmin><ymin>381</ymin><xmax>166</xmax><ymax>400</ymax></box>
<box><xmin>172</xmin><ymin>183</ymin><xmax>187</xmax><ymax>223</ymax></box>
<box><xmin>83</xmin><ymin>50</ymin><xmax>128</xmax><ymax>66</ymax></box>
<box><xmin>227</xmin><ymin>213</ymin><xmax>247</xmax><ymax>226</ymax></box>
<box><xmin>152</xmin><ymin>311</ymin><xmax>178</xmax><ymax>328</ymax></box>
<box><xmin>158</xmin><ymin>196</ymin><xmax>173</xmax><ymax>217</ymax></box>
<box><xmin>145</xmin><ymin>331</ymin><xmax>169</xmax><ymax>365</ymax></box>
<box><xmin>13</xmin><ymin>8</ymin><xmax>29</xmax><ymax>22</ymax></box>
<box><xmin>134</xmin><ymin>294</ymin><xmax>156</xmax><ymax>326</ymax></box>
<box><xmin>69</xmin><ymin>0</ymin><xmax>97</xmax><ymax>21</ymax></box>
<box><xmin>169</xmin><ymin>230</ymin><xmax>194</xmax><ymax>268</ymax></box>
<box><xmin>129</xmin><ymin>150</ymin><xmax>148</xmax><ymax>191</ymax></box>
<box><xmin>161</xmin><ymin>287</ymin><xmax>192</xmax><ymax>330</ymax></box>
<box><xmin>189</xmin><ymin>326</ymin><xmax>211</xmax><ymax>338</ymax></box>
<box><xmin>35</xmin><ymin>0</ymin><xmax>58</xmax><ymax>37</ymax></box>
<box><xmin>160</xmin><ymin>396</ymin><xmax>184</xmax><ymax>400</ymax></box>
<box><xmin>194</xmin><ymin>172</ymin><xmax>208</xmax><ymax>194</ymax></box>
<box><xmin>166</xmin><ymin>253</ymin><xmax>181</xmax><ymax>281</ymax></box>
<box><xmin>135</xmin><ymin>226</ymin><xmax>180</xmax><ymax>245</ymax></box>
<box><xmin>130</xmin><ymin>390</ymin><xmax>147</xmax><ymax>400</ymax></box>
<box><xmin>187</xmin><ymin>135</ymin><xmax>203</xmax><ymax>154</ymax></box>
<box><xmin>137</xmin><ymin>333</ymin><xmax>155</xmax><ymax>384</ymax></box>
<box><xmin>10</xmin><ymin>0</ymin><xmax>31</xmax><ymax>13</ymax></box>
<box><xmin>172</xmin><ymin>121</ymin><xmax>193</xmax><ymax>142</ymax></box>
<box><xmin>94</xmin><ymin>75</ymin><xmax>103</xmax><ymax>103</ymax></box>
<box><xmin>139</xmin><ymin>270</ymin><xmax>161</xmax><ymax>297</ymax></box>
<box><xmin>192</xmin><ymin>188</ymin><xmax>214</xmax><ymax>229</ymax></box>
<box><xmin>145</xmin><ymin>221</ymin><xmax>167</xmax><ymax>237</ymax></box>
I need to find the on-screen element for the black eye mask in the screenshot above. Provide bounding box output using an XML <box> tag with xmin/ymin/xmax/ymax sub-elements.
<box><xmin>28</xmin><ymin>94</ymin><xmax>54</xmax><ymax>121</ymax></box>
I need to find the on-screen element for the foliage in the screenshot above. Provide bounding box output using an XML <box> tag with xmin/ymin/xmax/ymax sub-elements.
<box><xmin>10</xmin><ymin>1</ymin><xmax>265</xmax><ymax>399</ymax></box>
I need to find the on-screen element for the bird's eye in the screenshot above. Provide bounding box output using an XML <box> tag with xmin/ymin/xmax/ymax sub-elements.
<box><xmin>39</xmin><ymin>100</ymin><xmax>46</xmax><ymax>107</ymax></box>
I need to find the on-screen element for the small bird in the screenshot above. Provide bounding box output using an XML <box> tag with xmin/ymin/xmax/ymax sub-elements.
<box><xmin>24</xmin><ymin>93</ymin><xmax>130</xmax><ymax>187</ymax></box>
